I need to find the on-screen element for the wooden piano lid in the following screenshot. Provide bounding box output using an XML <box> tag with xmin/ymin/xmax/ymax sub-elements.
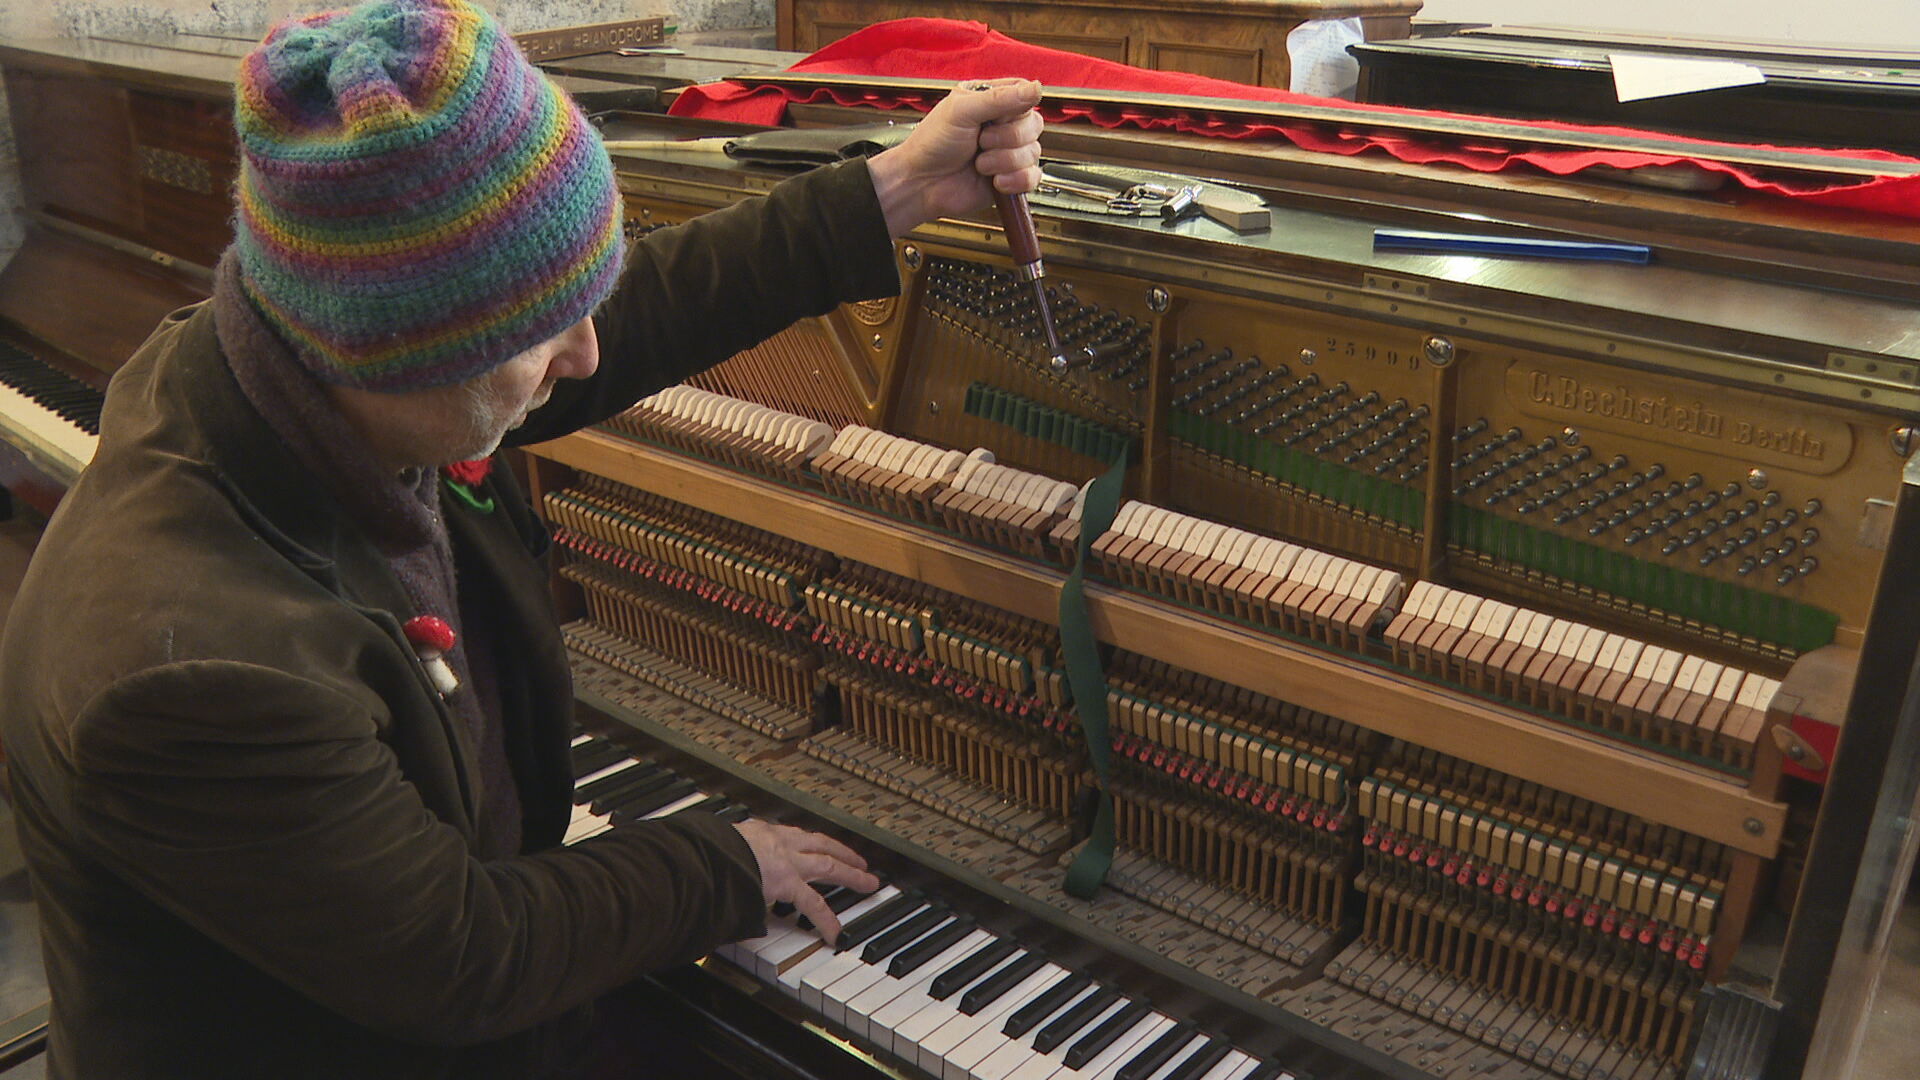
<box><xmin>0</xmin><ymin>222</ymin><xmax>210</xmax><ymax>387</ymax></box>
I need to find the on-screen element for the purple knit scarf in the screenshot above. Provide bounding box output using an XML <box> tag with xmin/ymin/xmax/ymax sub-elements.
<box><xmin>212</xmin><ymin>251</ymin><xmax>523</xmax><ymax>857</ymax></box>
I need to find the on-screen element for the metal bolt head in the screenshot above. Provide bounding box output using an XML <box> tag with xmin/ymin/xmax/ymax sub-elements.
<box><xmin>1747</xmin><ymin>468</ymin><xmax>1769</xmax><ymax>490</ymax></box>
<box><xmin>1561</xmin><ymin>427</ymin><xmax>1581</xmax><ymax>447</ymax></box>
<box><xmin>927</xmin><ymin>400</ymin><xmax>940</xmax><ymax>416</ymax></box>
<box><xmin>901</xmin><ymin>245</ymin><xmax>922</xmax><ymax>270</ymax></box>
<box><xmin>640</xmin><ymin>206</ymin><xmax>653</xmax><ymax>219</ymax></box>
<box><xmin>1744</xmin><ymin>817</ymin><xmax>1765</xmax><ymax>836</ymax></box>
<box><xmin>1424</xmin><ymin>335</ymin><xmax>1456</xmax><ymax>367</ymax></box>
<box><xmin>1299</xmin><ymin>348</ymin><xmax>1318</xmax><ymax>366</ymax></box>
<box><xmin>870</xmin><ymin>333</ymin><xmax>884</xmax><ymax>351</ymax></box>
<box><xmin>1892</xmin><ymin>424</ymin><xmax>1920</xmax><ymax>457</ymax></box>
<box><xmin>1146</xmin><ymin>286</ymin><xmax>1171</xmax><ymax>313</ymax></box>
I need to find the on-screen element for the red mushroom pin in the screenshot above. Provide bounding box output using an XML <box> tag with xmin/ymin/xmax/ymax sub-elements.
<box><xmin>402</xmin><ymin>615</ymin><xmax>459</xmax><ymax>697</ymax></box>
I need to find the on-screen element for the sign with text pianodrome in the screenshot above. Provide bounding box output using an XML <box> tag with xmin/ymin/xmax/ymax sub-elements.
<box><xmin>512</xmin><ymin>18</ymin><xmax>666</xmax><ymax>62</ymax></box>
<box><xmin>1508</xmin><ymin>357</ymin><xmax>1851</xmax><ymax>475</ymax></box>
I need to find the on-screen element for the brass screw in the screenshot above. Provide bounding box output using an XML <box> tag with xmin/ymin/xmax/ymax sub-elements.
<box><xmin>1747</xmin><ymin>468</ymin><xmax>1769</xmax><ymax>490</ymax></box>
<box><xmin>1892</xmin><ymin>424</ymin><xmax>1920</xmax><ymax>457</ymax></box>
<box><xmin>870</xmin><ymin>334</ymin><xmax>884</xmax><ymax>351</ymax></box>
<box><xmin>1146</xmin><ymin>286</ymin><xmax>1171</xmax><ymax>313</ymax></box>
<box><xmin>1424</xmin><ymin>335</ymin><xmax>1456</xmax><ymax>367</ymax></box>
<box><xmin>902</xmin><ymin>245</ymin><xmax>922</xmax><ymax>270</ymax></box>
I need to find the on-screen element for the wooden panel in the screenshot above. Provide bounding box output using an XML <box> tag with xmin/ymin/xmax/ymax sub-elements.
<box><xmin>1145</xmin><ymin>40</ymin><xmax>1262</xmax><ymax>83</ymax></box>
<box><xmin>1015</xmin><ymin>32</ymin><xmax>1130</xmax><ymax>64</ymax></box>
<box><xmin>5</xmin><ymin>68</ymin><xmax>137</xmax><ymax>239</ymax></box>
<box><xmin>0</xmin><ymin>228</ymin><xmax>209</xmax><ymax>378</ymax></box>
<box><xmin>126</xmin><ymin>89</ymin><xmax>238</xmax><ymax>268</ymax></box>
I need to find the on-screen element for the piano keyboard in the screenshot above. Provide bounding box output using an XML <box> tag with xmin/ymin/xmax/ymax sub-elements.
<box><xmin>0</xmin><ymin>342</ymin><xmax>104</xmax><ymax>483</ymax></box>
<box><xmin>565</xmin><ymin>729</ymin><xmax>1306</xmax><ymax>1080</ymax></box>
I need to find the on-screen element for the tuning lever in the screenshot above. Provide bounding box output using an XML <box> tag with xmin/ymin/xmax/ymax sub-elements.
<box><xmin>990</xmin><ymin>191</ymin><xmax>1071</xmax><ymax>372</ymax></box>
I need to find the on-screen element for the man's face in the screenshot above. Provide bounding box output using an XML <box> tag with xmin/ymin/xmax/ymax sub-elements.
<box><xmin>329</xmin><ymin>317</ymin><xmax>601</xmax><ymax>471</ymax></box>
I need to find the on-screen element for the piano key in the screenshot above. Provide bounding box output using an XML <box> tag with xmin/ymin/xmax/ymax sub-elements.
<box><xmin>959</xmin><ymin>951</ymin><xmax>1048</xmax><ymax>1014</ymax></box>
<box><xmin>953</xmin><ymin>998</ymin><xmax>1140</xmax><ymax>1080</ymax></box>
<box><xmin>569</xmin><ymin>737</ymin><xmax>629</xmax><ymax>778</ymax></box>
<box><xmin>848</xmin><ymin>922</ymin><xmax>998</xmax><ymax>1037</ymax></box>
<box><xmin>1165</xmin><ymin>1038</ymin><xmax>1233</xmax><ymax>1080</ymax></box>
<box><xmin>890</xmin><ymin>917</ymin><xmax>979</xmax><ymax>977</ymax></box>
<box><xmin>793</xmin><ymin>883</ymin><xmax>866</xmax><ymax>933</ymax></box>
<box><xmin>835</xmin><ymin>892</ymin><xmax>928</xmax><ymax>952</ymax></box>
<box><xmin>1064</xmin><ymin>1000</ymin><xmax>1155</xmax><ymax>1068</ymax></box>
<box><xmin>844</xmin><ymin>929</ymin><xmax>999</xmax><ymax>1042</ymax></box>
<box><xmin>932</xmin><ymin>981</ymin><xmax>1111</xmax><ymax>1080</ymax></box>
<box><xmin>902</xmin><ymin>963</ymin><xmax>1061</xmax><ymax>1073</ymax></box>
<box><xmin>1004</xmin><ymin>971</ymin><xmax>1093</xmax><ymax>1037</ymax></box>
<box><xmin>861</xmin><ymin>905</ymin><xmax>953</xmax><ymax>964</ymax></box>
<box><xmin>932</xmin><ymin>939</ymin><xmax>1021</xmax><ymax>1001</ymax></box>
<box><xmin>1195</xmin><ymin>1050</ymin><xmax>1259</xmax><ymax>1080</ymax></box>
<box><xmin>0</xmin><ymin>346</ymin><xmax>100</xmax><ymax>480</ymax></box>
<box><xmin>615</xmin><ymin>777</ymin><xmax>701</xmax><ymax>818</ymax></box>
<box><xmin>577</xmin><ymin>760</ymin><xmax>662</xmax><ymax>802</ymax></box>
<box><xmin>575</xmin><ymin>754</ymin><xmax>645</xmax><ymax>789</ymax></box>
<box><xmin>1013</xmin><ymin>1015</ymin><xmax>1174</xmax><ymax>1080</ymax></box>
<box><xmin>774</xmin><ymin>886</ymin><xmax>904</xmax><ymax>993</ymax></box>
<box><xmin>1115</xmin><ymin>1022</ymin><xmax>1201</xmax><ymax>1080</ymax></box>
<box><xmin>883</xmin><ymin>953</ymin><xmax>1052</xmax><ymax>1053</ymax></box>
<box><xmin>640</xmin><ymin>789</ymin><xmax>713</xmax><ymax>819</ymax></box>
<box><xmin>1032</xmin><ymin>986</ymin><xmax>1124</xmax><ymax>1054</ymax></box>
<box><xmin>832</xmin><ymin>924</ymin><xmax>983</xmax><ymax>1038</ymax></box>
<box><xmin>561</xmin><ymin>801</ymin><xmax>612</xmax><ymax>844</ymax></box>
<box><xmin>593</xmin><ymin>768</ymin><xmax>685</xmax><ymax>813</ymax></box>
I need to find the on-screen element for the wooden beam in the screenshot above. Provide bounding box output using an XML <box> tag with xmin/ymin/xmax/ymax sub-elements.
<box><xmin>528</xmin><ymin>428</ymin><xmax>1788</xmax><ymax>856</ymax></box>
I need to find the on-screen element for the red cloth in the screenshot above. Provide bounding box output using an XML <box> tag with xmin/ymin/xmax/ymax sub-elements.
<box><xmin>671</xmin><ymin>18</ymin><xmax>1920</xmax><ymax>220</ymax></box>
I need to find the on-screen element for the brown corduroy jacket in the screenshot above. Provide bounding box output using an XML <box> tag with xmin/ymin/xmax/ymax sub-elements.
<box><xmin>0</xmin><ymin>159</ymin><xmax>898</xmax><ymax>1079</ymax></box>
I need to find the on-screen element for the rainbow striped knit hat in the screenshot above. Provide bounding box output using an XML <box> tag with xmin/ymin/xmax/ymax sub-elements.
<box><xmin>232</xmin><ymin>0</ymin><xmax>623</xmax><ymax>391</ymax></box>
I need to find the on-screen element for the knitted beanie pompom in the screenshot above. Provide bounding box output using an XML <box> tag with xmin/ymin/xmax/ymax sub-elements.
<box><xmin>233</xmin><ymin>0</ymin><xmax>624</xmax><ymax>391</ymax></box>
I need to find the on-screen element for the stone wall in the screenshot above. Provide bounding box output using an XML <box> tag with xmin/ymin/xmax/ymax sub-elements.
<box><xmin>0</xmin><ymin>0</ymin><xmax>772</xmax><ymax>267</ymax></box>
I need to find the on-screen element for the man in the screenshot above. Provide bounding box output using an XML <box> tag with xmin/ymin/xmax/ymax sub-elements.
<box><xmin>0</xmin><ymin>0</ymin><xmax>1044</xmax><ymax>1076</ymax></box>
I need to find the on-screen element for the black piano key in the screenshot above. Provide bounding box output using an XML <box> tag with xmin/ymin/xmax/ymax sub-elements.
<box><xmin>887</xmin><ymin>916</ymin><xmax>976</xmax><ymax>977</ymax></box>
<box><xmin>1240</xmin><ymin>1063</ymin><xmax>1287</xmax><ymax>1080</ymax></box>
<box><xmin>930</xmin><ymin>938</ymin><xmax>1020</xmax><ymax>1001</ymax></box>
<box><xmin>776</xmin><ymin>885</ymin><xmax>845</xmax><ymax>922</ymax></box>
<box><xmin>1166</xmin><ymin>1038</ymin><xmax>1233</xmax><ymax>1080</ymax></box>
<box><xmin>1115</xmin><ymin>1022</ymin><xmax>1201</xmax><ymax>1080</ymax></box>
<box><xmin>577</xmin><ymin>760</ymin><xmax>664</xmax><ymax>802</ymax></box>
<box><xmin>1063</xmin><ymin>1000</ymin><xmax>1153</xmax><ymax>1068</ymax></box>
<box><xmin>1032</xmin><ymin>986</ymin><xmax>1122</xmax><ymax>1054</ymax></box>
<box><xmin>571</xmin><ymin>740</ymin><xmax>629</xmax><ymax>779</ymax></box>
<box><xmin>712</xmin><ymin>802</ymin><xmax>751</xmax><ymax>824</ymax></box>
<box><xmin>595</xmin><ymin>771</ymin><xmax>682</xmax><ymax>814</ymax></box>
<box><xmin>1004</xmin><ymin>971</ymin><xmax>1091</xmax><ymax>1036</ymax></box>
<box><xmin>834</xmin><ymin>893</ymin><xmax>926</xmax><ymax>952</ymax></box>
<box><xmin>961</xmin><ymin>951</ymin><xmax>1047</xmax><ymax>1016</ymax></box>
<box><xmin>859</xmin><ymin>906</ymin><xmax>949</xmax><ymax>964</ymax></box>
<box><xmin>613</xmin><ymin>777</ymin><xmax>699</xmax><ymax>819</ymax></box>
<box><xmin>796</xmin><ymin>883</ymin><xmax>866</xmax><ymax>931</ymax></box>
<box><xmin>678</xmin><ymin>794</ymin><xmax>734</xmax><ymax>818</ymax></box>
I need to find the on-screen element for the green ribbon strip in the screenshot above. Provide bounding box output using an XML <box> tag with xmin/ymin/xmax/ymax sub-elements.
<box><xmin>1060</xmin><ymin>445</ymin><xmax>1131</xmax><ymax>900</ymax></box>
<box><xmin>443</xmin><ymin>477</ymin><xmax>496</xmax><ymax>514</ymax></box>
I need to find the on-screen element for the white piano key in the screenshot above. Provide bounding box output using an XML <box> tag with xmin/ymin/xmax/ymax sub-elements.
<box><xmin>639</xmin><ymin>790</ymin><xmax>713</xmax><ymax>820</ymax></box>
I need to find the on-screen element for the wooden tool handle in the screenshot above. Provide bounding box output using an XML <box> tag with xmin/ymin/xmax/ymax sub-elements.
<box><xmin>994</xmin><ymin>191</ymin><xmax>1043</xmax><ymax>268</ymax></box>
